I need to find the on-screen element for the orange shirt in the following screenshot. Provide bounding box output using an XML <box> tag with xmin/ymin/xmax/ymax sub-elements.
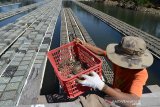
<box><xmin>103</xmin><ymin>50</ymin><xmax>148</xmax><ymax>97</ymax></box>
<box><xmin>112</xmin><ymin>64</ymin><xmax>148</xmax><ymax>97</ymax></box>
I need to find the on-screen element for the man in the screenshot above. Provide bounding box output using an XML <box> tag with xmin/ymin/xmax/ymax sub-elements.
<box><xmin>76</xmin><ymin>36</ymin><xmax>153</xmax><ymax>106</ymax></box>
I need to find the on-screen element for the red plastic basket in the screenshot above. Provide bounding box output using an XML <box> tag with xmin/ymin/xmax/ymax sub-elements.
<box><xmin>47</xmin><ymin>41</ymin><xmax>102</xmax><ymax>98</ymax></box>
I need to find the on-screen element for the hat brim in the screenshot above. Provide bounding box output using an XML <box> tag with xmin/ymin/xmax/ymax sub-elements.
<box><xmin>106</xmin><ymin>44</ymin><xmax>154</xmax><ymax>69</ymax></box>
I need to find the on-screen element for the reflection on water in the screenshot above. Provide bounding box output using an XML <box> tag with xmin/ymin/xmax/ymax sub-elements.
<box><xmin>82</xmin><ymin>1</ymin><xmax>160</xmax><ymax>38</ymax></box>
<box><xmin>63</xmin><ymin>1</ymin><xmax>160</xmax><ymax>86</ymax></box>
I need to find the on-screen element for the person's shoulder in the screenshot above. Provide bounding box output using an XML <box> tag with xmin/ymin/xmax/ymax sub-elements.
<box><xmin>135</xmin><ymin>69</ymin><xmax>148</xmax><ymax>80</ymax></box>
<box><xmin>138</xmin><ymin>68</ymin><xmax>148</xmax><ymax>74</ymax></box>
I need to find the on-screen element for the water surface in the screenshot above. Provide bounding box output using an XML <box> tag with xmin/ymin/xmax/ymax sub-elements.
<box><xmin>82</xmin><ymin>1</ymin><xmax>160</xmax><ymax>38</ymax></box>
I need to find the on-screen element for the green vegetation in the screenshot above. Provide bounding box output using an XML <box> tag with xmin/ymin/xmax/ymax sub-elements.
<box><xmin>117</xmin><ymin>0</ymin><xmax>160</xmax><ymax>8</ymax></box>
<box><xmin>135</xmin><ymin>0</ymin><xmax>150</xmax><ymax>5</ymax></box>
<box><xmin>120</xmin><ymin>0</ymin><xmax>151</xmax><ymax>5</ymax></box>
<box><xmin>136</xmin><ymin>0</ymin><xmax>160</xmax><ymax>7</ymax></box>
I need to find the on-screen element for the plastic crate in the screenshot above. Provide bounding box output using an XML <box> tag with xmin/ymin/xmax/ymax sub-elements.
<box><xmin>47</xmin><ymin>41</ymin><xmax>102</xmax><ymax>98</ymax></box>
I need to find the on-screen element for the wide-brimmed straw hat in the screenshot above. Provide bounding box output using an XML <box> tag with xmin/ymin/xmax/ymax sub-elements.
<box><xmin>106</xmin><ymin>36</ymin><xmax>153</xmax><ymax>69</ymax></box>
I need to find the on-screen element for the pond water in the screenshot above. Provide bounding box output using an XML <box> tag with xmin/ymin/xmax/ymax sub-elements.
<box><xmin>82</xmin><ymin>1</ymin><xmax>160</xmax><ymax>38</ymax></box>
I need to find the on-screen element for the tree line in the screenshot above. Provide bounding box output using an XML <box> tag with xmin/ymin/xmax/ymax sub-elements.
<box><xmin>116</xmin><ymin>0</ymin><xmax>160</xmax><ymax>8</ymax></box>
<box><xmin>130</xmin><ymin>0</ymin><xmax>159</xmax><ymax>5</ymax></box>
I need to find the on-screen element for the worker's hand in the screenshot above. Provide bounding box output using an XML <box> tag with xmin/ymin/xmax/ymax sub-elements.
<box><xmin>74</xmin><ymin>38</ymin><xmax>85</xmax><ymax>45</ymax></box>
<box><xmin>77</xmin><ymin>71</ymin><xmax>105</xmax><ymax>90</ymax></box>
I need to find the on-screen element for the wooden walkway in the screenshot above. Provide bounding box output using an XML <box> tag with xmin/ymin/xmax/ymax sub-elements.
<box><xmin>74</xmin><ymin>1</ymin><xmax>160</xmax><ymax>59</ymax></box>
<box><xmin>61</xmin><ymin>8</ymin><xmax>114</xmax><ymax>84</ymax></box>
<box><xmin>0</xmin><ymin>0</ymin><xmax>62</xmax><ymax>106</ymax></box>
<box><xmin>0</xmin><ymin>1</ymin><xmax>48</xmax><ymax>58</ymax></box>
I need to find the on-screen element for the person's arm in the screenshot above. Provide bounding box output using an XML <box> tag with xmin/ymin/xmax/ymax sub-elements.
<box><xmin>77</xmin><ymin>72</ymin><xmax>140</xmax><ymax>107</ymax></box>
<box><xmin>102</xmin><ymin>85</ymin><xmax>139</xmax><ymax>107</ymax></box>
<box><xmin>75</xmin><ymin>38</ymin><xmax>106</xmax><ymax>56</ymax></box>
<box><xmin>83</xmin><ymin>42</ymin><xmax>106</xmax><ymax>56</ymax></box>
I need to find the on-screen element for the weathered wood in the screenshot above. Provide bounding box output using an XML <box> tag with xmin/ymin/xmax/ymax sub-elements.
<box><xmin>0</xmin><ymin>1</ymin><xmax>62</xmax><ymax>106</ymax></box>
<box><xmin>17</xmin><ymin>102</ymin><xmax>82</xmax><ymax>107</ymax></box>
<box><xmin>18</xmin><ymin>67</ymin><xmax>44</xmax><ymax>105</ymax></box>
<box><xmin>18</xmin><ymin>2</ymin><xmax>62</xmax><ymax>105</ymax></box>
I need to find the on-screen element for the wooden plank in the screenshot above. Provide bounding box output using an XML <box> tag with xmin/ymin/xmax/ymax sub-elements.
<box><xmin>18</xmin><ymin>1</ymin><xmax>62</xmax><ymax>105</ymax></box>
<box><xmin>17</xmin><ymin>102</ymin><xmax>82</xmax><ymax>107</ymax></box>
<box><xmin>18</xmin><ymin>67</ymin><xmax>45</xmax><ymax>105</ymax></box>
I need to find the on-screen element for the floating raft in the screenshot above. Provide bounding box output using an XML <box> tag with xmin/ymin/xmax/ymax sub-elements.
<box><xmin>0</xmin><ymin>1</ymin><xmax>45</xmax><ymax>21</ymax></box>
<box><xmin>0</xmin><ymin>0</ymin><xmax>62</xmax><ymax>106</ymax></box>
